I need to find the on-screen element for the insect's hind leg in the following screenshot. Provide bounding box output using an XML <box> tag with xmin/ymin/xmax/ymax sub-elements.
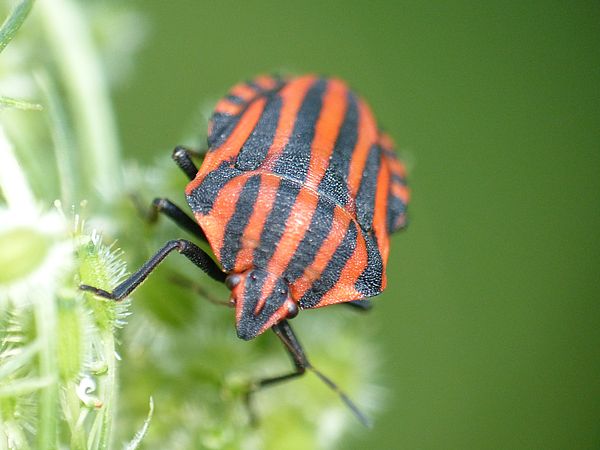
<box><xmin>246</xmin><ymin>320</ymin><xmax>369</xmax><ymax>427</ymax></box>
<box><xmin>345</xmin><ymin>299</ymin><xmax>372</xmax><ymax>311</ymax></box>
<box><xmin>148</xmin><ymin>198</ymin><xmax>207</xmax><ymax>242</ymax></box>
<box><xmin>172</xmin><ymin>145</ymin><xmax>206</xmax><ymax>180</ymax></box>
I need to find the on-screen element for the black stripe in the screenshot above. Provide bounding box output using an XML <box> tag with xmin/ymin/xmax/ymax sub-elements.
<box><xmin>238</xmin><ymin>268</ymin><xmax>266</xmax><ymax>339</ymax></box>
<box><xmin>299</xmin><ymin>221</ymin><xmax>358</xmax><ymax>309</ymax></box>
<box><xmin>207</xmin><ymin>112</ymin><xmax>240</xmax><ymax>148</ymax></box>
<box><xmin>219</xmin><ymin>175</ymin><xmax>262</xmax><ymax>271</ymax></box>
<box><xmin>387</xmin><ymin>193</ymin><xmax>408</xmax><ymax>233</ymax></box>
<box><xmin>235</xmin><ymin>94</ymin><xmax>282</xmax><ymax>171</ymax></box>
<box><xmin>208</xmin><ymin>79</ymin><xmax>286</xmax><ymax>149</ymax></box>
<box><xmin>391</xmin><ymin>173</ymin><xmax>407</xmax><ymax>185</ymax></box>
<box><xmin>253</xmin><ymin>178</ymin><xmax>301</xmax><ymax>268</ymax></box>
<box><xmin>355</xmin><ymin>144</ymin><xmax>381</xmax><ymax>232</ymax></box>
<box><xmin>317</xmin><ymin>92</ymin><xmax>359</xmax><ymax>207</ymax></box>
<box><xmin>272</xmin><ymin>78</ymin><xmax>328</xmax><ymax>183</ymax></box>
<box><xmin>381</xmin><ymin>147</ymin><xmax>396</xmax><ymax>158</ymax></box>
<box><xmin>186</xmin><ymin>161</ymin><xmax>241</xmax><ymax>215</ymax></box>
<box><xmin>225</xmin><ymin>94</ymin><xmax>245</xmax><ymax>104</ymax></box>
<box><xmin>355</xmin><ymin>233</ymin><xmax>384</xmax><ymax>297</ymax></box>
<box><xmin>246</xmin><ymin>76</ymin><xmax>284</xmax><ymax>92</ymax></box>
<box><xmin>285</xmin><ymin>196</ymin><xmax>336</xmax><ymax>283</ymax></box>
<box><xmin>246</xmin><ymin>81</ymin><xmax>264</xmax><ymax>92</ymax></box>
<box><xmin>237</xmin><ymin>268</ymin><xmax>288</xmax><ymax>340</ymax></box>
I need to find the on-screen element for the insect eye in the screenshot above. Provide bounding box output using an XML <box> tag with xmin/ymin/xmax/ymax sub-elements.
<box><xmin>286</xmin><ymin>301</ymin><xmax>299</xmax><ymax>319</ymax></box>
<box><xmin>225</xmin><ymin>274</ymin><xmax>241</xmax><ymax>289</ymax></box>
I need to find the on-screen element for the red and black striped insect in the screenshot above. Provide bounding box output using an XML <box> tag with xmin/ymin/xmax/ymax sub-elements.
<box><xmin>81</xmin><ymin>74</ymin><xmax>409</xmax><ymax>426</ymax></box>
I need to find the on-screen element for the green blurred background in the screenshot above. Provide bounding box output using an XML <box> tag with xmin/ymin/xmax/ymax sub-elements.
<box><xmin>113</xmin><ymin>1</ymin><xmax>599</xmax><ymax>448</ymax></box>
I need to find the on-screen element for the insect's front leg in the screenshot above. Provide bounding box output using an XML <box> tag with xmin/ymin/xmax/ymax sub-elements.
<box><xmin>80</xmin><ymin>239</ymin><xmax>225</xmax><ymax>301</ymax></box>
<box><xmin>171</xmin><ymin>145</ymin><xmax>207</xmax><ymax>180</ymax></box>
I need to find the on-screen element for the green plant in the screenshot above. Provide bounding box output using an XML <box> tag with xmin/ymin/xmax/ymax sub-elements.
<box><xmin>0</xmin><ymin>1</ymin><xmax>378</xmax><ymax>448</ymax></box>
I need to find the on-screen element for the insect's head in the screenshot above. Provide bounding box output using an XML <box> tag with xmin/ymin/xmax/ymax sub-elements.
<box><xmin>225</xmin><ymin>268</ymin><xmax>298</xmax><ymax>340</ymax></box>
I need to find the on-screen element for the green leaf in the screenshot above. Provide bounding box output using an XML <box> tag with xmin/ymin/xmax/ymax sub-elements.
<box><xmin>0</xmin><ymin>0</ymin><xmax>35</xmax><ymax>54</ymax></box>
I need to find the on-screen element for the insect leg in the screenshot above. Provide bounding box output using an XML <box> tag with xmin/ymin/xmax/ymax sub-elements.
<box><xmin>147</xmin><ymin>198</ymin><xmax>207</xmax><ymax>242</ymax></box>
<box><xmin>256</xmin><ymin>321</ymin><xmax>308</xmax><ymax>386</ymax></box>
<box><xmin>248</xmin><ymin>320</ymin><xmax>370</xmax><ymax>427</ymax></box>
<box><xmin>80</xmin><ymin>239</ymin><xmax>225</xmax><ymax>301</ymax></box>
<box><xmin>171</xmin><ymin>145</ymin><xmax>205</xmax><ymax>180</ymax></box>
<box><xmin>168</xmin><ymin>273</ymin><xmax>233</xmax><ymax>307</ymax></box>
<box><xmin>345</xmin><ymin>299</ymin><xmax>373</xmax><ymax>311</ymax></box>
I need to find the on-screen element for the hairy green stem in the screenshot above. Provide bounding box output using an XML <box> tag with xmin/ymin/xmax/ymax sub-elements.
<box><xmin>35</xmin><ymin>290</ymin><xmax>59</xmax><ymax>449</ymax></box>
<box><xmin>97</xmin><ymin>332</ymin><xmax>117</xmax><ymax>450</ymax></box>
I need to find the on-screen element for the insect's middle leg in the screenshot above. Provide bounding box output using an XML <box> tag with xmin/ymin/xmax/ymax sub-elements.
<box><xmin>148</xmin><ymin>197</ymin><xmax>207</xmax><ymax>242</ymax></box>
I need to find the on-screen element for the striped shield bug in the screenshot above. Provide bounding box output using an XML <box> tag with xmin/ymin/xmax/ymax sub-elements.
<box><xmin>81</xmin><ymin>74</ymin><xmax>409</xmax><ymax>426</ymax></box>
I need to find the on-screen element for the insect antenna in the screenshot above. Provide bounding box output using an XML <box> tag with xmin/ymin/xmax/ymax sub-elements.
<box><xmin>308</xmin><ymin>365</ymin><xmax>372</xmax><ymax>428</ymax></box>
<box><xmin>274</xmin><ymin>322</ymin><xmax>371</xmax><ymax>427</ymax></box>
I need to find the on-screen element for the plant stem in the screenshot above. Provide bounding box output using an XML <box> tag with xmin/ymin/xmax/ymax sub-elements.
<box><xmin>0</xmin><ymin>96</ymin><xmax>42</xmax><ymax>111</ymax></box>
<box><xmin>0</xmin><ymin>124</ymin><xmax>36</xmax><ymax>217</ymax></box>
<box><xmin>37</xmin><ymin>0</ymin><xmax>122</xmax><ymax>200</ymax></box>
<box><xmin>0</xmin><ymin>0</ymin><xmax>35</xmax><ymax>54</ymax></box>
<box><xmin>38</xmin><ymin>72</ymin><xmax>79</xmax><ymax>206</ymax></box>
<box><xmin>97</xmin><ymin>332</ymin><xmax>117</xmax><ymax>450</ymax></box>
<box><xmin>35</xmin><ymin>289</ymin><xmax>58</xmax><ymax>449</ymax></box>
